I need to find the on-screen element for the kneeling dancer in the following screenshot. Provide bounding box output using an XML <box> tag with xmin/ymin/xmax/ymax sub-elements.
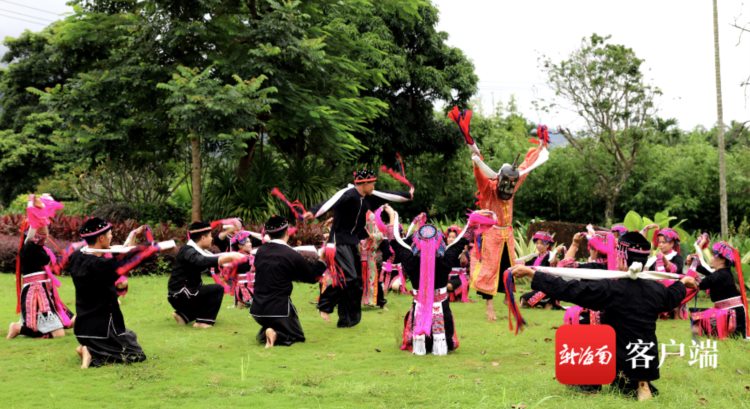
<box><xmin>169</xmin><ymin>221</ymin><xmax>244</xmax><ymax>328</ymax></box>
<box><xmin>70</xmin><ymin>217</ymin><xmax>169</xmax><ymax>368</ymax></box>
<box><xmin>251</xmin><ymin>216</ymin><xmax>326</xmax><ymax>347</ymax></box>
<box><xmin>511</xmin><ymin>232</ymin><xmax>697</xmax><ymax>400</ymax></box>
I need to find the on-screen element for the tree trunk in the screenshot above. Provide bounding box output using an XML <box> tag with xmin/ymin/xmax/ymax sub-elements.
<box><xmin>604</xmin><ymin>196</ymin><xmax>616</xmax><ymax>227</ymax></box>
<box><xmin>190</xmin><ymin>134</ymin><xmax>202</xmax><ymax>222</ymax></box>
<box><xmin>713</xmin><ymin>0</ymin><xmax>729</xmax><ymax>238</ymax></box>
<box><xmin>236</xmin><ymin>137</ymin><xmax>258</xmax><ymax>178</ymax></box>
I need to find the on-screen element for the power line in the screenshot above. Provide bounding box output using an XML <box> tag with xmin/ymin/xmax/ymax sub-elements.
<box><xmin>0</xmin><ymin>7</ymin><xmax>55</xmax><ymax>23</ymax></box>
<box><xmin>0</xmin><ymin>0</ymin><xmax>61</xmax><ymax>16</ymax></box>
<box><xmin>0</xmin><ymin>12</ymin><xmax>47</xmax><ymax>26</ymax></box>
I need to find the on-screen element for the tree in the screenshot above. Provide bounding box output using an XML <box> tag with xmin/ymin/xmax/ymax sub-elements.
<box><xmin>157</xmin><ymin>66</ymin><xmax>275</xmax><ymax>221</ymax></box>
<box><xmin>1</xmin><ymin>0</ymin><xmax>478</xmax><ymax>223</ymax></box>
<box><xmin>353</xmin><ymin>0</ymin><xmax>478</xmax><ymax>163</ymax></box>
<box><xmin>542</xmin><ymin>34</ymin><xmax>661</xmax><ymax>223</ymax></box>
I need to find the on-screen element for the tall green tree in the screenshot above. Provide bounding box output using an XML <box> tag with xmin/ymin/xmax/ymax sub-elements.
<box><xmin>542</xmin><ymin>34</ymin><xmax>661</xmax><ymax>223</ymax></box>
<box><xmin>157</xmin><ymin>66</ymin><xmax>274</xmax><ymax>221</ymax></box>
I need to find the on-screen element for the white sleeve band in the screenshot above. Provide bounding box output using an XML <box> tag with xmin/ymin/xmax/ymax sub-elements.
<box><xmin>519</xmin><ymin>147</ymin><xmax>549</xmax><ymax>176</ymax></box>
<box><xmin>472</xmin><ymin>155</ymin><xmax>496</xmax><ymax>179</ymax></box>
<box><xmin>314</xmin><ymin>185</ymin><xmax>352</xmax><ymax>218</ymax></box>
<box><xmin>371</xmin><ymin>190</ymin><xmax>410</xmax><ymax>203</ymax></box>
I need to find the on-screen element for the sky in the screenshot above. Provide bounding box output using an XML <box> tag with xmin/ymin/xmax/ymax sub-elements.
<box><xmin>1</xmin><ymin>0</ymin><xmax>748</xmax><ymax>131</ymax></box>
<box><xmin>433</xmin><ymin>0</ymin><xmax>750</xmax><ymax>130</ymax></box>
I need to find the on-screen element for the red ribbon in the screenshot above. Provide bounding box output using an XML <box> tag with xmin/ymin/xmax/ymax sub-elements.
<box><xmin>530</xmin><ymin>124</ymin><xmax>550</xmax><ymax>146</ymax></box>
<box><xmin>503</xmin><ymin>269</ymin><xmax>526</xmax><ymax>335</ymax></box>
<box><xmin>270</xmin><ymin>187</ymin><xmax>308</xmax><ymax>222</ymax></box>
<box><xmin>448</xmin><ymin>106</ymin><xmax>475</xmax><ymax>146</ymax></box>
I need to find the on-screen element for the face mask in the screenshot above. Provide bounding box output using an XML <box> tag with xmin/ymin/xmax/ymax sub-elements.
<box><xmin>496</xmin><ymin>164</ymin><xmax>519</xmax><ymax>200</ymax></box>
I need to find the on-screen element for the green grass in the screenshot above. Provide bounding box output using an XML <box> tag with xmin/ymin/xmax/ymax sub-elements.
<box><xmin>1</xmin><ymin>274</ymin><xmax>749</xmax><ymax>409</ymax></box>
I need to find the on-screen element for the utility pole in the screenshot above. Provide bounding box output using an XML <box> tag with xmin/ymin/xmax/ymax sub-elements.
<box><xmin>712</xmin><ymin>0</ymin><xmax>728</xmax><ymax>237</ymax></box>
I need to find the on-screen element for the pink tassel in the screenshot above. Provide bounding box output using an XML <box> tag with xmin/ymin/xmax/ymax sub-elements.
<box><xmin>564</xmin><ymin>306</ymin><xmax>584</xmax><ymax>325</ymax></box>
<box><xmin>413</xmin><ymin>237</ymin><xmax>437</xmax><ymax>337</ymax></box>
<box><xmin>210</xmin><ymin>268</ymin><xmax>231</xmax><ymax>294</ymax></box>
<box><xmin>373</xmin><ymin>207</ymin><xmax>389</xmax><ymax>236</ymax></box>
<box><xmin>458</xmin><ymin>271</ymin><xmax>469</xmax><ymax>302</ymax></box>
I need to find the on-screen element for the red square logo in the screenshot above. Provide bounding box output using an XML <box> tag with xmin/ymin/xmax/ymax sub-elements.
<box><xmin>555</xmin><ymin>324</ymin><xmax>616</xmax><ymax>385</ymax></box>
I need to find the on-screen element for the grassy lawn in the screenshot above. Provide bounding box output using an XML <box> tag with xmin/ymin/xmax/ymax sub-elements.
<box><xmin>1</xmin><ymin>274</ymin><xmax>748</xmax><ymax>409</ymax></box>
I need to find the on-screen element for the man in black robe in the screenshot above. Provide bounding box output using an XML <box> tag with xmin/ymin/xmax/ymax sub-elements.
<box><xmin>250</xmin><ymin>216</ymin><xmax>326</xmax><ymax>347</ymax></box>
<box><xmin>511</xmin><ymin>232</ymin><xmax>698</xmax><ymax>400</ymax></box>
<box><xmin>69</xmin><ymin>217</ymin><xmax>156</xmax><ymax>368</ymax></box>
<box><xmin>168</xmin><ymin>221</ymin><xmax>243</xmax><ymax>328</ymax></box>
<box><xmin>304</xmin><ymin>169</ymin><xmax>412</xmax><ymax>328</ymax></box>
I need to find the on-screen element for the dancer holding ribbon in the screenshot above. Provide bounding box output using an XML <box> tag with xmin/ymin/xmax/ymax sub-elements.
<box><xmin>303</xmin><ymin>168</ymin><xmax>412</xmax><ymax>328</ymax></box>
<box><xmin>383</xmin><ymin>205</ymin><xmax>468</xmax><ymax>355</ymax></box>
<box><xmin>8</xmin><ymin>194</ymin><xmax>74</xmax><ymax>340</ymax></box>
<box><xmin>69</xmin><ymin>217</ymin><xmax>175</xmax><ymax>368</ymax></box>
<box><xmin>448</xmin><ymin>106</ymin><xmax>549</xmax><ymax>321</ymax></box>
<box><xmin>168</xmin><ymin>221</ymin><xmax>245</xmax><ymax>328</ymax></box>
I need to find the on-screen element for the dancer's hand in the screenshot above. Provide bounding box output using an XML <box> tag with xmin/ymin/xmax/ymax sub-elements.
<box><xmin>302</xmin><ymin>211</ymin><xmax>314</xmax><ymax>221</ymax></box>
<box><xmin>510</xmin><ymin>264</ymin><xmax>535</xmax><ymax>279</ymax></box>
<box><xmin>572</xmin><ymin>232</ymin><xmax>585</xmax><ymax>246</ymax></box>
<box><xmin>680</xmin><ymin>276</ymin><xmax>698</xmax><ymax>289</ymax></box>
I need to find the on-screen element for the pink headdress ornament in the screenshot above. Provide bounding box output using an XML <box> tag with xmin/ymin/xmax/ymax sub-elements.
<box><xmin>531</xmin><ymin>231</ymin><xmax>554</xmax><ymax>244</ymax></box>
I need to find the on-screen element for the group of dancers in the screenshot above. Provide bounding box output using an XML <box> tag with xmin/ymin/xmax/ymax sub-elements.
<box><xmin>7</xmin><ymin>108</ymin><xmax>749</xmax><ymax>401</ymax></box>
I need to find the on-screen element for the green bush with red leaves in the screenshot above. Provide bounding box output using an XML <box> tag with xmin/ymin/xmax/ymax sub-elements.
<box><xmin>0</xmin><ymin>216</ymin><xmax>327</xmax><ymax>275</ymax></box>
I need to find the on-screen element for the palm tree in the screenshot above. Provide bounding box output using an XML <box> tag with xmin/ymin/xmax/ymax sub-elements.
<box><xmin>713</xmin><ymin>0</ymin><xmax>728</xmax><ymax>237</ymax></box>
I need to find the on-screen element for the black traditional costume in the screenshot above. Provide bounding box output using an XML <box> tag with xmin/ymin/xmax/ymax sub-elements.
<box><xmin>311</xmin><ymin>169</ymin><xmax>410</xmax><ymax>328</ymax></box>
<box><xmin>70</xmin><ymin>218</ymin><xmax>160</xmax><ymax>367</ymax></box>
<box><xmin>250</xmin><ymin>217</ymin><xmax>325</xmax><ymax>346</ymax></box>
<box><xmin>168</xmin><ymin>224</ymin><xmax>227</xmax><ymax>326</ymax></box>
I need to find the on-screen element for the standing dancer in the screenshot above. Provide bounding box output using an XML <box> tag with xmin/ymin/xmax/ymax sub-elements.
<box><xmin>384</xmin><ymin>206</ymin><xmax>468</xmax><ymax>355</ymax></box>
<box><xmin>448</xmin><ymin>106</ymin><xmax>549</xmax><ymax>321</ymax></box>
<box><xmin>304</xmin><ymin>169</ymin><xmax>412</xmax><ymax>328</ymax></box>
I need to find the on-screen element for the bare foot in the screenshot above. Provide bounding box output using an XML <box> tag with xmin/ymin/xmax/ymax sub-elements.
<box><xmin>265</xmin><ymin>328</ymin><xmax>277</xmax><ymax>348</ymax></box>
<box><xmin>80</xmin><ymin>346</ymin><xmax>92</xmax><ymax>369</ymax></box>
<box><xmin>319</xmin><ymin>311</ymin><xmax>330</xmax><ymax>322</ymax></box>
<box><xmin>172</xmin><ymin>312</ymin><xmax>187</xmax><ymax>326</ymax></box>
<box><xmin>637</xmin><ymin>381</ymin><xmax>653</xmax><ymax>401</ymax></box>
<box><xmin>76</xmin><ymin>345</ymin><xmax>83</xmax><ymax>357</ymax></box>
<box><xmin>192</xmin><ymin>322</ymin><xmax>213</xmax><ymax>329</ymax></box>
<box><xmin>544</xmin><ymin>303</ymin><xmax>553</xmax><ymax>310</ymax></box>
<box><xmin>6</xmin><ymin>322</ymin><xmax>20</xmax><ymax>339</ymax></box>
<box><xmin>485</xmin><ymin>301</ymin><xmax>497</xmax><ymax>322</ymax></box>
